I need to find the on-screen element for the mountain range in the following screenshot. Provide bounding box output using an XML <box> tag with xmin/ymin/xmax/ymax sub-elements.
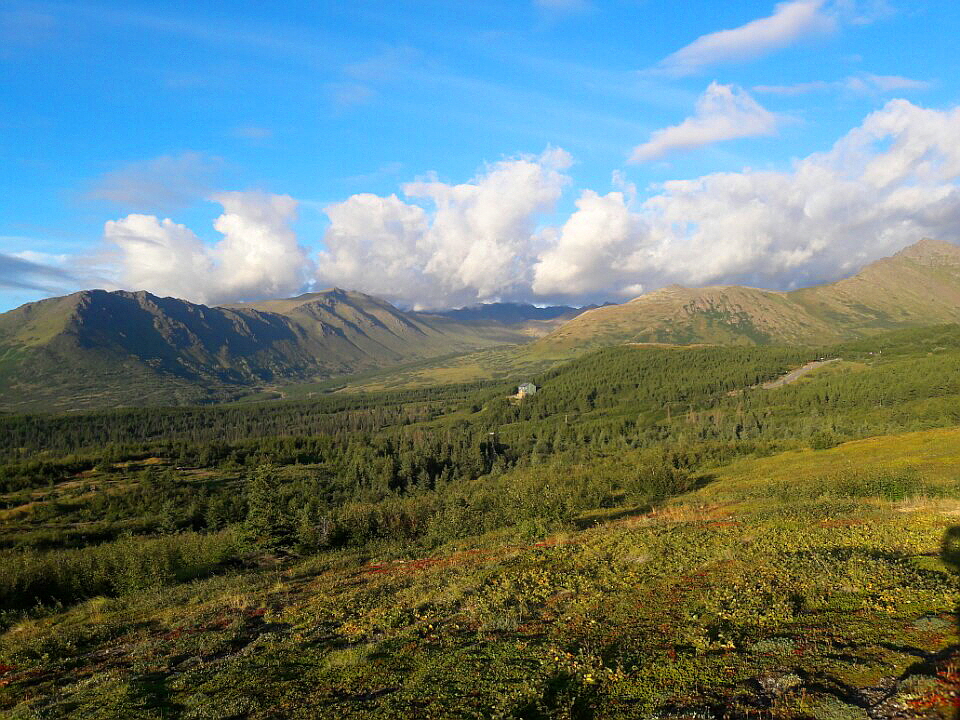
<box><xmin>537</xmin><ymin>238</ymin><xmax>960</xmax><ymax>350</ymax></box>
<box><xmin>3</xmin><ymin>238</ymin><xmax>960</xmax><ymax>411</ymax></box>
<box><xmin>0</xmin><ymin>289</ymin><xmax>581</xmax><ymax>411</ymax></box>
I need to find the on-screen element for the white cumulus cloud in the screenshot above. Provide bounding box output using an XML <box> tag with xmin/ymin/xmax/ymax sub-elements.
<box><xmin>105</xmin><ymin>191</ymin><xmax>311</xmax><ymax>305</ymax></box>
<box><xmin>317</xmin><ymin>148</ymin><xmax>571</xmax><ymax>308</ymax></box>
<box><xmin>533</xmin><ymin>189</ymin><xmax>643</xmax><ymax>297</ymax></box>
<box><xmin>655</xmin><ymin>0</ymin><xmax>836</xmax><ymax>77</ymax></box>
<box><xmin>630</xmin><ymin>83</ymin><xmax>778</xmax><ymax>163</ymax></box>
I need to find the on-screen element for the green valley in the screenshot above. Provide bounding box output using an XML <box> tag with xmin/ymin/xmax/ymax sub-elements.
<box><xmin>8</xmin><ymin>3</ymin><xmax>960</xmax><ymax>718</ymax></box>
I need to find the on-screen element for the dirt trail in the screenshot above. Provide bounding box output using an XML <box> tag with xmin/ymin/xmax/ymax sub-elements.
<box><xmin>760</xmin><ymin>357</ymin><xmax>840</xmax><ymax>389</ymax></box>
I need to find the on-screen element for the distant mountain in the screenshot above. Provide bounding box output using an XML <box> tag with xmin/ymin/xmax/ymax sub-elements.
<box><xmin>435</xmin><ymin>302</ymin><xmax>580</xmax><ymax>324</ymax></box>
<box><xmin>0</xmin><ymin>289</ymin><xmax>540</xmax><ymax>411</ymax></box>
<box><xmin>538</xmin><ymin>238</ymin><xmax>960</xmax><ymax>350</ymax></box>
<box><xmin>432</xmin><ymin>302</ymin><xmax>588</xmax><ymax>337</ymax></box>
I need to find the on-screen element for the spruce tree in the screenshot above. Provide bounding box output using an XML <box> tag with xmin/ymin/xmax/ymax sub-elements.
<box><xmin>242</xmin><ymin>463</ymin><xmax>292</xmax><ymax>553</ymax></box>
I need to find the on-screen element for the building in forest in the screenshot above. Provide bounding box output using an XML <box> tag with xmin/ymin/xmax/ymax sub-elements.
<box><xmin>517</xmin><ymin>382</ymin><xmax>537</xmax><ymax>398</ymax></box>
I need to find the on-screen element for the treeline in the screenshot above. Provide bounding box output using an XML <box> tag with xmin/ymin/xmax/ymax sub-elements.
<box><xmin>483</xmin><ymin>344</ymin><xmax>816</xmax><ymax>426</ymax></box>
<box><xmin>0</xmin><ymin>380</ymin><xmax>508</xmax><ymax>461</ymax></box>
<box><xmin>4</xmin><ymin>334</ymin><xmax>954</xmax><ymax>501</ymax></box>
<box><xmin>0</xmin><ymin>345</ymin><xmax>815</xmax><ymax>469</ymax></box>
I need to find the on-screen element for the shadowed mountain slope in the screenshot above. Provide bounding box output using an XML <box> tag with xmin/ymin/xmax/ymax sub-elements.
<box><xmin>0</xmin><ymin>289</ymin><xmax>541</xmax><ymax>411</ymax></box>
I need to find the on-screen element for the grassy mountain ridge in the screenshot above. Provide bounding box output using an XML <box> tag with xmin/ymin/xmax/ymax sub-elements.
<box><xmin>539</xmin><ymin>238</ymin><xmax>960</xmax><ymax>350</ymax></box>
<box><xmin>791</xmin><ymin>238</ymin><xmax>960</xmax><ymax>330</ymax></box>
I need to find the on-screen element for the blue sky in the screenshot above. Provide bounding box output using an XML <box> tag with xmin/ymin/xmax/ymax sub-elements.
<box><xmin>2</xmin><ymin>1</ymin><xmax>959</xmax><ymax>311</ymax></box>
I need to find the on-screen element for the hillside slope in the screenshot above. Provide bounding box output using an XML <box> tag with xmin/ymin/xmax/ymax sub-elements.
<box><xmin>792</xmin><ymin>238</ymin><xmax>960</xmax><ymax>329</ymax></box>
<box><xmin>4</xmin><ymin>328</ymin><xmax>960</xmax><ymax>716</ymax></box>
<box><xmin>0</xmin><ymin>289</ymin><xmax>538</xmax><ymax>411</ymax></box>
<box><xmin>540</xmin><ymin>238</ymin><xmax>960</xmax><ymax>350</ymax></box>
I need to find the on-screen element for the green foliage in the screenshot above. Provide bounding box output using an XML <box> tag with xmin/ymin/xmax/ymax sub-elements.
<box><xmin>3</xmin><ymin>324</ymin><xmax>960</xmax><ymax>716</ymax></box>
<box><xmin>0</xmin><ymin>529</ymin><xmax>236</xmax><ymax>611</ymax></box>
<box><xmin>241</xmin><ymin>464</ymin><xmax>293</xmax><ymax>552</ymax></box>
<box><xmin>623</xmin><ymin>451</ymin><xmax>694</xmax><ymax>503</ymax></box>
<box><xmin>810</xmin><ymin>429</ymin><xmax>840</xmax><ymax>450</ymax></box>
<box><xmin>832</xmin><ymin>468</ymin><xmax>927</xmax><ymax>501</ymax></box>
<box><xmin>3</xmin><ymin>462</ymin><xmax>956</xmax><ymax>717</ymax></box>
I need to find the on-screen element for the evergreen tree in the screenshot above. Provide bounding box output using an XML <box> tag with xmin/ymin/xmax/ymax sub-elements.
<box><xmin>242</xmin><ymin>464</ymin><xmax>293</xmax><ymax>552</ymax></box>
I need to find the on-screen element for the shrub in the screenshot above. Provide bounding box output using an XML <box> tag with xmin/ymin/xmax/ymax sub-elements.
<box><xmin>810</xmin><ymin>430</ymin><xmax>840</xmax><ymax>450</ymax></box>
<box><xmin>0</xmin><ymin>529</ymin><xmax>238</xmax><ymax>611</ymax></box>
<box><xmin>625</xmin><ymin>459</ymin><xmax>693</xmax><ymax>503</ymax></box>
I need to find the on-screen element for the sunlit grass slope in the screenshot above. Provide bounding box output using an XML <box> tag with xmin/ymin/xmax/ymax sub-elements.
<box><xmin>535</xmin><ymin>238</ymin><xmax>960</xmax><ymax>353</ymax></box>
<box><xmin>3</xmin><ymin>427</ymin><xmax>958</xmax><ymax>718</ymax></box>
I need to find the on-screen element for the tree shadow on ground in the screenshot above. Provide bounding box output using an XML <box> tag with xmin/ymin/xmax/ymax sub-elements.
<box><xmin>942</xmin><ymin>525</ymin><xmax>960</xmax><ymax>720</ymax></box>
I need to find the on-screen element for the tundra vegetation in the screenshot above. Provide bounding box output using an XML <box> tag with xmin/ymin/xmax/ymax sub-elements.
<box><xmin>1</xmin><ymin>325</ymin><xmax>960</xmax><ymax>717</ymax></box>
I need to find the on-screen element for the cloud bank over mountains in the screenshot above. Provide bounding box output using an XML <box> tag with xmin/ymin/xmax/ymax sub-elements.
<box><xmin>100</xmin><ymin>99</ymin><xmax>960</xmax><ymax>309</ymax></box>
<box><xmin>316</xmin><ymin>148</ymin><xmax>571</xmax><ymax>309</ymax></box>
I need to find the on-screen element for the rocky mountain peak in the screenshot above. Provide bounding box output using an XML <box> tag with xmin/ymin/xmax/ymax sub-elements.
<box><xmin>893</xmin><ymin>237</ymin><xmax>960</xmax><ymax>263</ymax></box>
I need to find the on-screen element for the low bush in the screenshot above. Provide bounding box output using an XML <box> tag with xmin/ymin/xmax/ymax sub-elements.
<box><xmin>0</xmin><ymin>529</ymin><xmax>238</xmax><ymax>611</ymax></box>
